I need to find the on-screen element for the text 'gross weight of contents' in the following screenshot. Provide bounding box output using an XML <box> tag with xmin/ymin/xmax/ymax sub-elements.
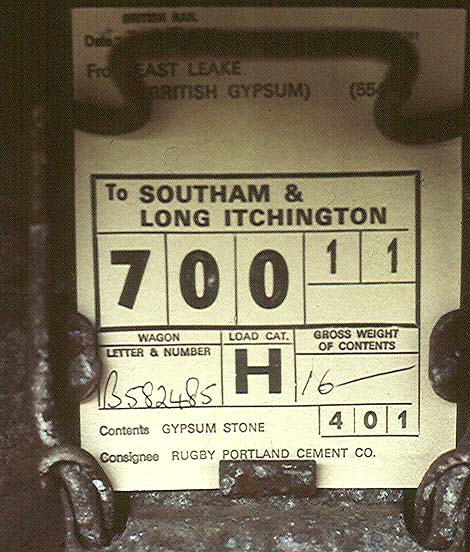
<box><xmin>89</xmin><ymin>172</ymin><xmax>421</xmax><ymax>439</ymax></box>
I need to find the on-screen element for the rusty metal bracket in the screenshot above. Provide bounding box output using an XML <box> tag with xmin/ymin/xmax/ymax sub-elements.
<box><xmin>220</xmin><ymin>460</ymin><xmax>317</xmax><ymax>498</ymax></box>
<box><xmin>29</xmin><ymin>105</ymin><xmax>116</xmax><ymax>549</ymax></box>
<box><xmin>405</xmin><ymin>310</ymin><xmax>470</xmax><ymax>551</ymax></box>
<box><xmin>39</xmin><ymin>446</ymin><xmax>115</xmax><ymax>546</ymax></box>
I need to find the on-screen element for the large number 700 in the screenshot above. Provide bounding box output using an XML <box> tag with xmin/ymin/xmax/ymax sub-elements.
<box><xmin>110</xmin><ymin>249</ymin><xmax>289</xmax><ymax>311</ymax></box>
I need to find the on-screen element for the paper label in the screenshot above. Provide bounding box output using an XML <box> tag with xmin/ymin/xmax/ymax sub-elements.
<box><xmin>73</xmin><ymin>6</ymin><xmax>464</xmax><ymax>490</ymax></box>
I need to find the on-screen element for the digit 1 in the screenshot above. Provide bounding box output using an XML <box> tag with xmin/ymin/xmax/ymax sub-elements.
<box><xmin>327</xmin><ymin>239</ymin><xmax>337</xmax><ymax>274</ymax></box>
<box><xmin>398</xmin><ymin>410</ymin><xmax>407</xmax><ymax>429</ymax></box>
<box><xmin>387</xmin><ymin>238</ymin><xmax>398</xmax><ymax>273</ymax></box>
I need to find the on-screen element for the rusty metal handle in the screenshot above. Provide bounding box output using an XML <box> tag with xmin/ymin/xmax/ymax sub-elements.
<box><xmin>29</xmin><ymin>105</ymin><xmax>115</xmax><ymax>549</ymax></box>
<box><xmin>409</xmin><ymin>311</ymin><xmax>470</xmax><ymax>551</ymax></box>
<box><xmin>74</xmin><ymin>28</ymin><xmax>462</xmax><ymax>144</ymax></box>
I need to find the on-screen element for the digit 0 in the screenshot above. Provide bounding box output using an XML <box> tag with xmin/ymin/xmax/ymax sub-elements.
<box><xmin>180</xmin><ymin>250</ymin><xmax>219</xmax><ymax>309</ymax></box>
<box><xmin>364</xmin><ymin>411</ymin><xmax>378</xmax><ymax>429</ymax></box>
<box><xmin>249</xmin><ymin>249</ymin><xmax>289</xmax><ymax>309</ymax></box>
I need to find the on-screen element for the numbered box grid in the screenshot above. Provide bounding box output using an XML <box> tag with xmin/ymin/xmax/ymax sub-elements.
<box><xmin>91</xmin><ymin>172</ymin><xmax>420</xmax><ymax>331</ymax></box>
<box><xmin>96</xmin><ymin>336</ymin><xmax>421</xmax><ymax>437</ymax></box>
<box><xmin>91</xmin><ymin>175</ymin><xmax>420</xmax><ymax>437</ymax></box>
<box><xmin>319</xmin><ymin>404</ymin><xmax>418</xmax><ymax>437</ymax></box>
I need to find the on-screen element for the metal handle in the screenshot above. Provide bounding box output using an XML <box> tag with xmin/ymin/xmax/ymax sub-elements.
<box><xmin>74</xmin><ymin>28</ymin><xmax>462</xmax><ymax>143</ymax></box>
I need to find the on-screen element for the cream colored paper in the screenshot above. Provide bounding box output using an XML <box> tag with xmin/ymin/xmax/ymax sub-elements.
<box><xmin>73</xmin><ymin>7</ymin><xmax>464</xmax><ymax>490</ymax></box>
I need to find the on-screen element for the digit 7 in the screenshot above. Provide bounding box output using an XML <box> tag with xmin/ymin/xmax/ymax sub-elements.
<box><xmin>111</xmin><ymin>250</ymin><xmax>150</xmax><ymax>309</ymax></box>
